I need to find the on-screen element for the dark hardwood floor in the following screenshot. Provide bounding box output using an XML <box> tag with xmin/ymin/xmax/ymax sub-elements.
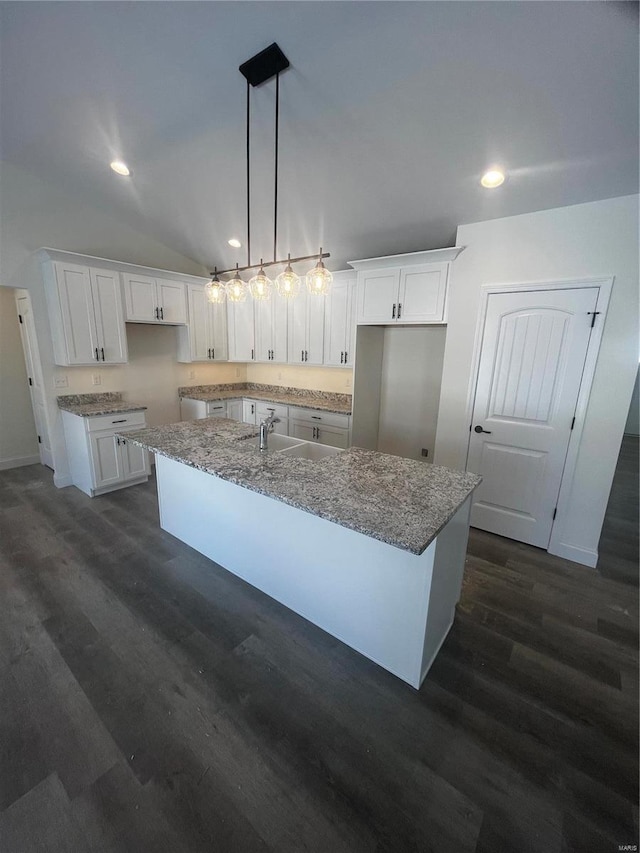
<box><xmin>0</xmin><ymin>443</ymin><xmax>637</xmax><ymax>852</ymax></box>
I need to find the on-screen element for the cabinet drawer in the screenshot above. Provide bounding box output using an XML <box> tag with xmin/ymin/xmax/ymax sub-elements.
<box><xmin>255</xmin><ymin>401</ymin><xmax>289</xmax><ymax>421</ymax></box>
<box><xmin>206</xmin><ymin>401</ymin><xmax>227</xmax><ymax>417</ymax></box>
<box><xmin>288</xmin><ymin>407</ymin><xmax>350</xmax><ymax>430</ymax></box>
<box><xmin>85</xmin><ymin>411</ymin><xmax>147</xmax><ymax>433</ymax></box>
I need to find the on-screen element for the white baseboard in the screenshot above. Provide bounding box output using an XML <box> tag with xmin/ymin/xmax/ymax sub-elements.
<box><xmin>53</xmin><ymin>472</ymin><xmax>73</xmax><ymax>488</ymax></box>
<box><xmin>548</xmin><ymin>541</ymin><xmax>598</xmax><ymax>568</ymax></box>
<box><xmin>0</xmin><ymin>454</ymin><xmax>40</xmax><ymax>471</ymax></box>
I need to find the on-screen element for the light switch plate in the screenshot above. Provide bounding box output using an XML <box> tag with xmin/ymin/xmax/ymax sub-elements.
<box><xmin>188</xmin><ymin>370</ymin><xmax>195</xmax><ymax>379</ymax></box>
<box><xmin>92</xmin><ymin>374</ymin><xmax>101</xmax><ymax>386</ymax></box>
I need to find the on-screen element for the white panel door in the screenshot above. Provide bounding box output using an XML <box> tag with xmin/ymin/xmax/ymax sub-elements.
<box><xmin>157</xmin><ymin>280</ymin><xmax>187</xmax><ymax>324</ymax></box>
<box><xmin>54</xmin><ymin>262</ymin><xmax>99</xmax><ymax>364</ymax></box>
<box><xmin>398</xmin><ymin>263</ymin><xmax>447</xmax><ymax>323</ymax></box>
<box><xmin>16</xmin><ymin>292</ymin><xmax>52</xmax><ymax>467</ymax></box>
<box><xmin>356</xmin><ymin>269</ymin><xmax>399</xmax><ymax>324</ymax></box>
<box><xmin>123</xmin><ymin>273</ymin><xmax>157</xmax><ymax>322</ymax></box>
<box><xmin>467</xmin><ymin>287</ymin><xmax>599</xmax><ymax>548</ymax></box>
<box><xmin>90</xmin><ymin>268</ymin><xmax>128</xmax><ymax>363</ymax></box>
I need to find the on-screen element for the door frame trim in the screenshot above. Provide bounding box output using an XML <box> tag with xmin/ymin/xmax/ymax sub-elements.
<box><xmin>464</xmin><ymin>276</ymin><xmax>614</xmax><ymax>566</ymax></box>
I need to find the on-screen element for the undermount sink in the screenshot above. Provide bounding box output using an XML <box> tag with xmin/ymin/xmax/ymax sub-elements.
<box><xmin>235</xmin><ymin>432</ymin><xmax>343</xmax><ymax>460</ymax></box>
<box><xmin>279</xmin><ymin>442</ymin><xmax>344</xmax><ymax>461</ymax></box>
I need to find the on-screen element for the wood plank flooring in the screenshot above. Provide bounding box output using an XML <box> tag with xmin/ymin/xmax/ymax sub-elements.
<box><xmin>0</xmin><ymin>443</ymin><xmax>637</xmax><ymax>852</ymax></box>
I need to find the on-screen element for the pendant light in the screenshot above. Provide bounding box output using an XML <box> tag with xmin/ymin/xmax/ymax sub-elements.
<box><xmin>227</xmin><ymin>264</ymin><xmax>248</xmax><ymax>303</ymax></box>
<box><xmin>249</xmin><ymin>259</ymin><xmax>273</xmax><ymax>300</ymax></box>
<box><xmin>211</xmin><ymin>44</ymin><xmax>332</xmax><ymax>300</ymax></box>
<box><xmin>205</xmin><ymin>268</ymin><xmax>227</xmax><ymax>304</ymax></box>
<box><xmin>306</xmin><ymin>248</ymin><xmax>333</xmax><ymax>296</ymax></box>
<box><xmin>275</xmin><ymin>254</ymin><xmax>301</xmax><ymax>299</ymax></box>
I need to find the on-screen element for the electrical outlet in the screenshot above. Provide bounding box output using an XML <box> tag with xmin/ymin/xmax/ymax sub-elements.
<box><xmin>92</xmin><ymin>373</ymin><xmax>101</xmax><ymax>386</ymax></box>
<box><xmin>188</xmin><ymin>370</ymin><xmax>195</xmax><ymax>380</ymax></box>
<box><xmin>345</xmin><ymin>377</ymin><xmax>352</xmax><ymax>388</ymax></box>
<box><xmin>235</xmin><ymin>368</ymin><xmax>240</xmax><ymax>378</ymax></box>
<box><xmin>421</xmin><ymin>448</ymin><xmax>429</xmax><ymax>457</ymax></box>
<box><xmin>54</xmin><ymin>376</ymin><xmax>68</xmax><ymax>389</ymax></box>
<box><xmin>277</xmin><ymin>371</ymin><xmax>282</xmax><ymax>380</ymax></box>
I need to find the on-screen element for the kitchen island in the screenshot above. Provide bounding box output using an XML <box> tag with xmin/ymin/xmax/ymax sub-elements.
<box><xmin>124</xmin><ymin>418</ymin><xmax>481</xmax><ymax>688</ymax></box>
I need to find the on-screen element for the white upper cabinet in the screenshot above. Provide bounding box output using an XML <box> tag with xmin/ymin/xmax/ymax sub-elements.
<box><xmin>123</xmin><ymin>272</ymin><xmax>187</xmax><ymax>324</ymax></box>
<box><xmin>323</xmin><ymin>271</ymin><xmax>356</xmax><ymax>367</ymax></box>
<box><xmin>227</xmin><ymin>298</ymin><xmax>255</xmax><ymax>362</ymax></box>
<box><xmin>350</xmin><ymin>247</ymin><xmax>465</xmax><ymax>326</ymax></box>
<box><xmin>288</xmin><ymin>288</ymin><xmax>324</xmax><ymax>365</ymax></box>
<box><xmin>255</xmin><ymin>295</ymin><xmax>288</xmax><ymax>363</ymax></box>
<box><xmin>44</xmin><ymin>260</ymin><xmax>127</xmax><ymax>366</ymax></box>
<box><xmin>177</xmin><ymin>283</ymin><xmax>228</xmax><ymax>362</ymax></box>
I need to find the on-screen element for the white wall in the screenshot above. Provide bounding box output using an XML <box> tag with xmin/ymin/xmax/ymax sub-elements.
<box><xmin>378</xmin><ymin>326</ymin><xmax>446</xmax><ymax>460</ymax></box>
<box><xmin>0</xmin><ymin>287</ymin><xmax>39</xmax><ymax>468</ymax></box>
<box><xmin>435</xmin><ymin>194</ymin><xmax>639</xmax><ymax>566</ymax></box>
<box><xmin>624</xmin><ymin>367</ymin><xmax>639</xmax><ymax>436</ymax></box>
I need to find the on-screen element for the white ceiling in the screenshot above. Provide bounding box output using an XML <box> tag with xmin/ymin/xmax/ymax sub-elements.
<box><xmin>0</xmin><ymin>1</ymin><xmax>637</xmax><ymax>273</ymax></box>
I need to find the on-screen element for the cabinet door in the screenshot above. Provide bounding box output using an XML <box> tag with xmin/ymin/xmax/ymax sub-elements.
<box><xmin>123</xmin><ymin>273</ymin><xmax>158</xmax><ymax>322</ymax></box>
<box><xmin>54</xmin><ymin>262</ymin><xmax>100</xmax><ymax>364</ymax></box>
<box><xmin>90</xmin><ymin>268</ymin><xmax>128</xmax><ymax>363</ymax></box>
<box><xmin>254</xmin><ymin>298</ymin><xmax>274</xmax><ymax>362</ymax></box>
<box><xmin>120</xmin><ymin>436</ymin><xmax>150</xmax><ymax>480</ymax></box>
<box><xmin>89</xmin><ymin>432</ymin><xmax>124</xmax><ymax>490</ymax></box>
<box><xmin>186</xmin><ymin>285</ymin><xmax>210</xmax><ymax>361</ymax></box>
<box><xmin>242</xmin><ymin>400</ymin><xmax>257</xmax><ymax>424</ymax></box>
<box><xmin>324</xmin><ymin>280</ymin><xmax>354</xmax><ymax>366</ymax></box>
<box><xmin>226</xmin><ymin>400</ymin><xmax>243</xmax><ymax>421</ymax></box>
<box><xmin>289</xmin><ymin>420</ymin><xmax>316</xmax><ymax>442</ymax></box>
<box><xmin>305</xmin><ymin>293</ymin><xmax>325</xmax><ymax>365</ymax></box>
<box><xmin>398</xmin><ymin>263</ymin><xmax>448</xmax><ymax>323</ymax></box>
<box><xmin>287</xmin><ymin>293</ymin><xmax>307</xmax><ymax>364</ymax></box>
<box><xmin>227</xmin><ymin>300</ymin><xmax>255</xmax><ymax>362</ymax></box>
<box><xmin>356</xmin><ymin>269</ymin><xmax>400</xmax><ymax>324</ymax></box>
<box><xmin>315</xmin><ymin>425</ymin><xmax>350</xmax><ymax>449</ymax></box>
<box><xmin>209</xmin><ymin>302</ymin><xmax>228</xmax><ymax>361</ymax></box>
<box><xmin>157</xmin><ymin>280</ymin><xmax>187</xmax><ymax>324</ymax></box>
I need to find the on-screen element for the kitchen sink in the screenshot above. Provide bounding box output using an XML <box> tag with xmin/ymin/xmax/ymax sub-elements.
<box><xmin>279</xmin><ymin>442</ymin><xmax>344</xmax><ymax>461</ymax></box>
<box><xmin>235</xmin><ymin>433</ymin><xmax>305</xmax><ymax>452</ymax></box>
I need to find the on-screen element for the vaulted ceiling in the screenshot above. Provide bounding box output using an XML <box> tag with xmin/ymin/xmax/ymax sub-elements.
<box><xmin>0</xmin><ymin>1</ymin><xmax>637</xmax><ymax>272</ymax></box>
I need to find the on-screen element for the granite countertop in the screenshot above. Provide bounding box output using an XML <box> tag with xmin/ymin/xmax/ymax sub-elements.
<box><xmin>123</xmin><ymin>418</ymin><xmax>481</xmax><ymax>555</ymax></box>
<box><xmin>57</xmin><ymin>392</ymin><xmax>147</xmax><ymax>417</ymax></box>
<box><xmin>178</xmin><ymin>384</ymin><xmax>352</xmax><ymax>416</ymax></box>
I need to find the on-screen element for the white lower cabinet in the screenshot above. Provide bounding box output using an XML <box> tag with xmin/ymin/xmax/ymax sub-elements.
<box><xmin>243</xmin><ymin>400</ymin><xmax>257</xmax><ymax>424</ymax></box>
<box><xmin>62</xmin><ymin>410</ymin><xmax>150</xmax><ymax>497</ymax></box>
<box><xmin>226</xmin><ymin>400</ymin><xmax>243</xmax><ymax>421</ymax></box>
<box><xmin>288</xmin><ymin>408</ymin><xmax>351</xmax><ymax>449</ymax></box>
<box><xmin>255</xmin><ymin>401</ymin><xmax>289</xmax><ymax>435</ymax></box>
<box><xmin>180</xmin><ymin>398</ymin><xmax>228</xmax><ymax>420</ymax></box>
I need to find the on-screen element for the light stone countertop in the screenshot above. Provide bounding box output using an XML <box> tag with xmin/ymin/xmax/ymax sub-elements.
<box><xmin>123</xmin><ymin>418</ymin><xmax>481</xmax><ymax>555</ymax></box>
<box><xmin>57</xmin><ymin>392</ymin><xmax>147</xmax><ymax>417</ymax></box>
<box><xmin>178</xmin><ymin>384</ymin><xmax>352</xmax><ymax>416</ymax></box>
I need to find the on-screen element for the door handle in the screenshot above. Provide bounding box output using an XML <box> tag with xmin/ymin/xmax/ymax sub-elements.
<box><xmin>474</xmin><ymin>425</ymin><xmax>492</xmax><ymax>434</ymax></box>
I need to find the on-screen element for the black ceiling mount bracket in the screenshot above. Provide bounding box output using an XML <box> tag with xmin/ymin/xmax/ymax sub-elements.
<box><xmin>239</xmin><ymin>43</ymin><xmax>290</xmax><ymax>87</ymax></box>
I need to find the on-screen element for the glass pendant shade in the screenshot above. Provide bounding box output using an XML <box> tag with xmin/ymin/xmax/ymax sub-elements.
<box><xmin>226</xmin><ymin>266</ymin><xmax>248</xmax><ymax>303</ymax></box>
<box><xmin>205</xmin><ymin>270</ymin><xmax>227</xmax><ymax>304</ymax></box>
<box><xmin>306</xmin><ymin>251</ymin><xmax>333</xmax><ymax>296</ymax></box>
<box><xmin>249</xmin><ymin>261</ymin><xmax>273</xmax><ymax>300</ymax></box>
<box><xmin>275</xmin><ymin>255</ymin><xmax>301</xmax><ymax>299</ymax></box>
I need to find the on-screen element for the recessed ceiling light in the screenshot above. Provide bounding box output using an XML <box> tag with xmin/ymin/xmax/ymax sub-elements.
<box><xmin>481</xmin><ymin>169</ymin><xmax>505</xmax><ymax>189</ymax></box>
<box><xmin>228</xmin><ymin>238</ymin><xmax>242</xmax><ymax>248</ymax></box>
<box><xmin>110</xmin><ymin>160</ymin><xmax>131</xmax><ymax>177</ymax></box>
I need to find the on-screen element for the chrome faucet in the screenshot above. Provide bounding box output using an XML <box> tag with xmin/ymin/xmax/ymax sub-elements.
<box><xmin>259</xmin><ymin>413</ymin><xmax>281</xmax><ymax>451</ymax></box>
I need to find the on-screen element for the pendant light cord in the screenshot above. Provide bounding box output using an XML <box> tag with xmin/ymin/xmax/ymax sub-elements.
<box><xmin>273</xmin><ymin>72</ymin><xmax>280</xmax><ymax>264</ymax></box>
<box><xmin>246</xmin><ymin>79</ymin><xmax>251</xmax><ymax>268</ymax></box>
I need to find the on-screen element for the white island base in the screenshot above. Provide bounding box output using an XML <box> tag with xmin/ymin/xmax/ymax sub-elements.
<box><xmin>156</xmin><ymin>455</ymin><xmax>471</xmax><ymax>689</ymax></box>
